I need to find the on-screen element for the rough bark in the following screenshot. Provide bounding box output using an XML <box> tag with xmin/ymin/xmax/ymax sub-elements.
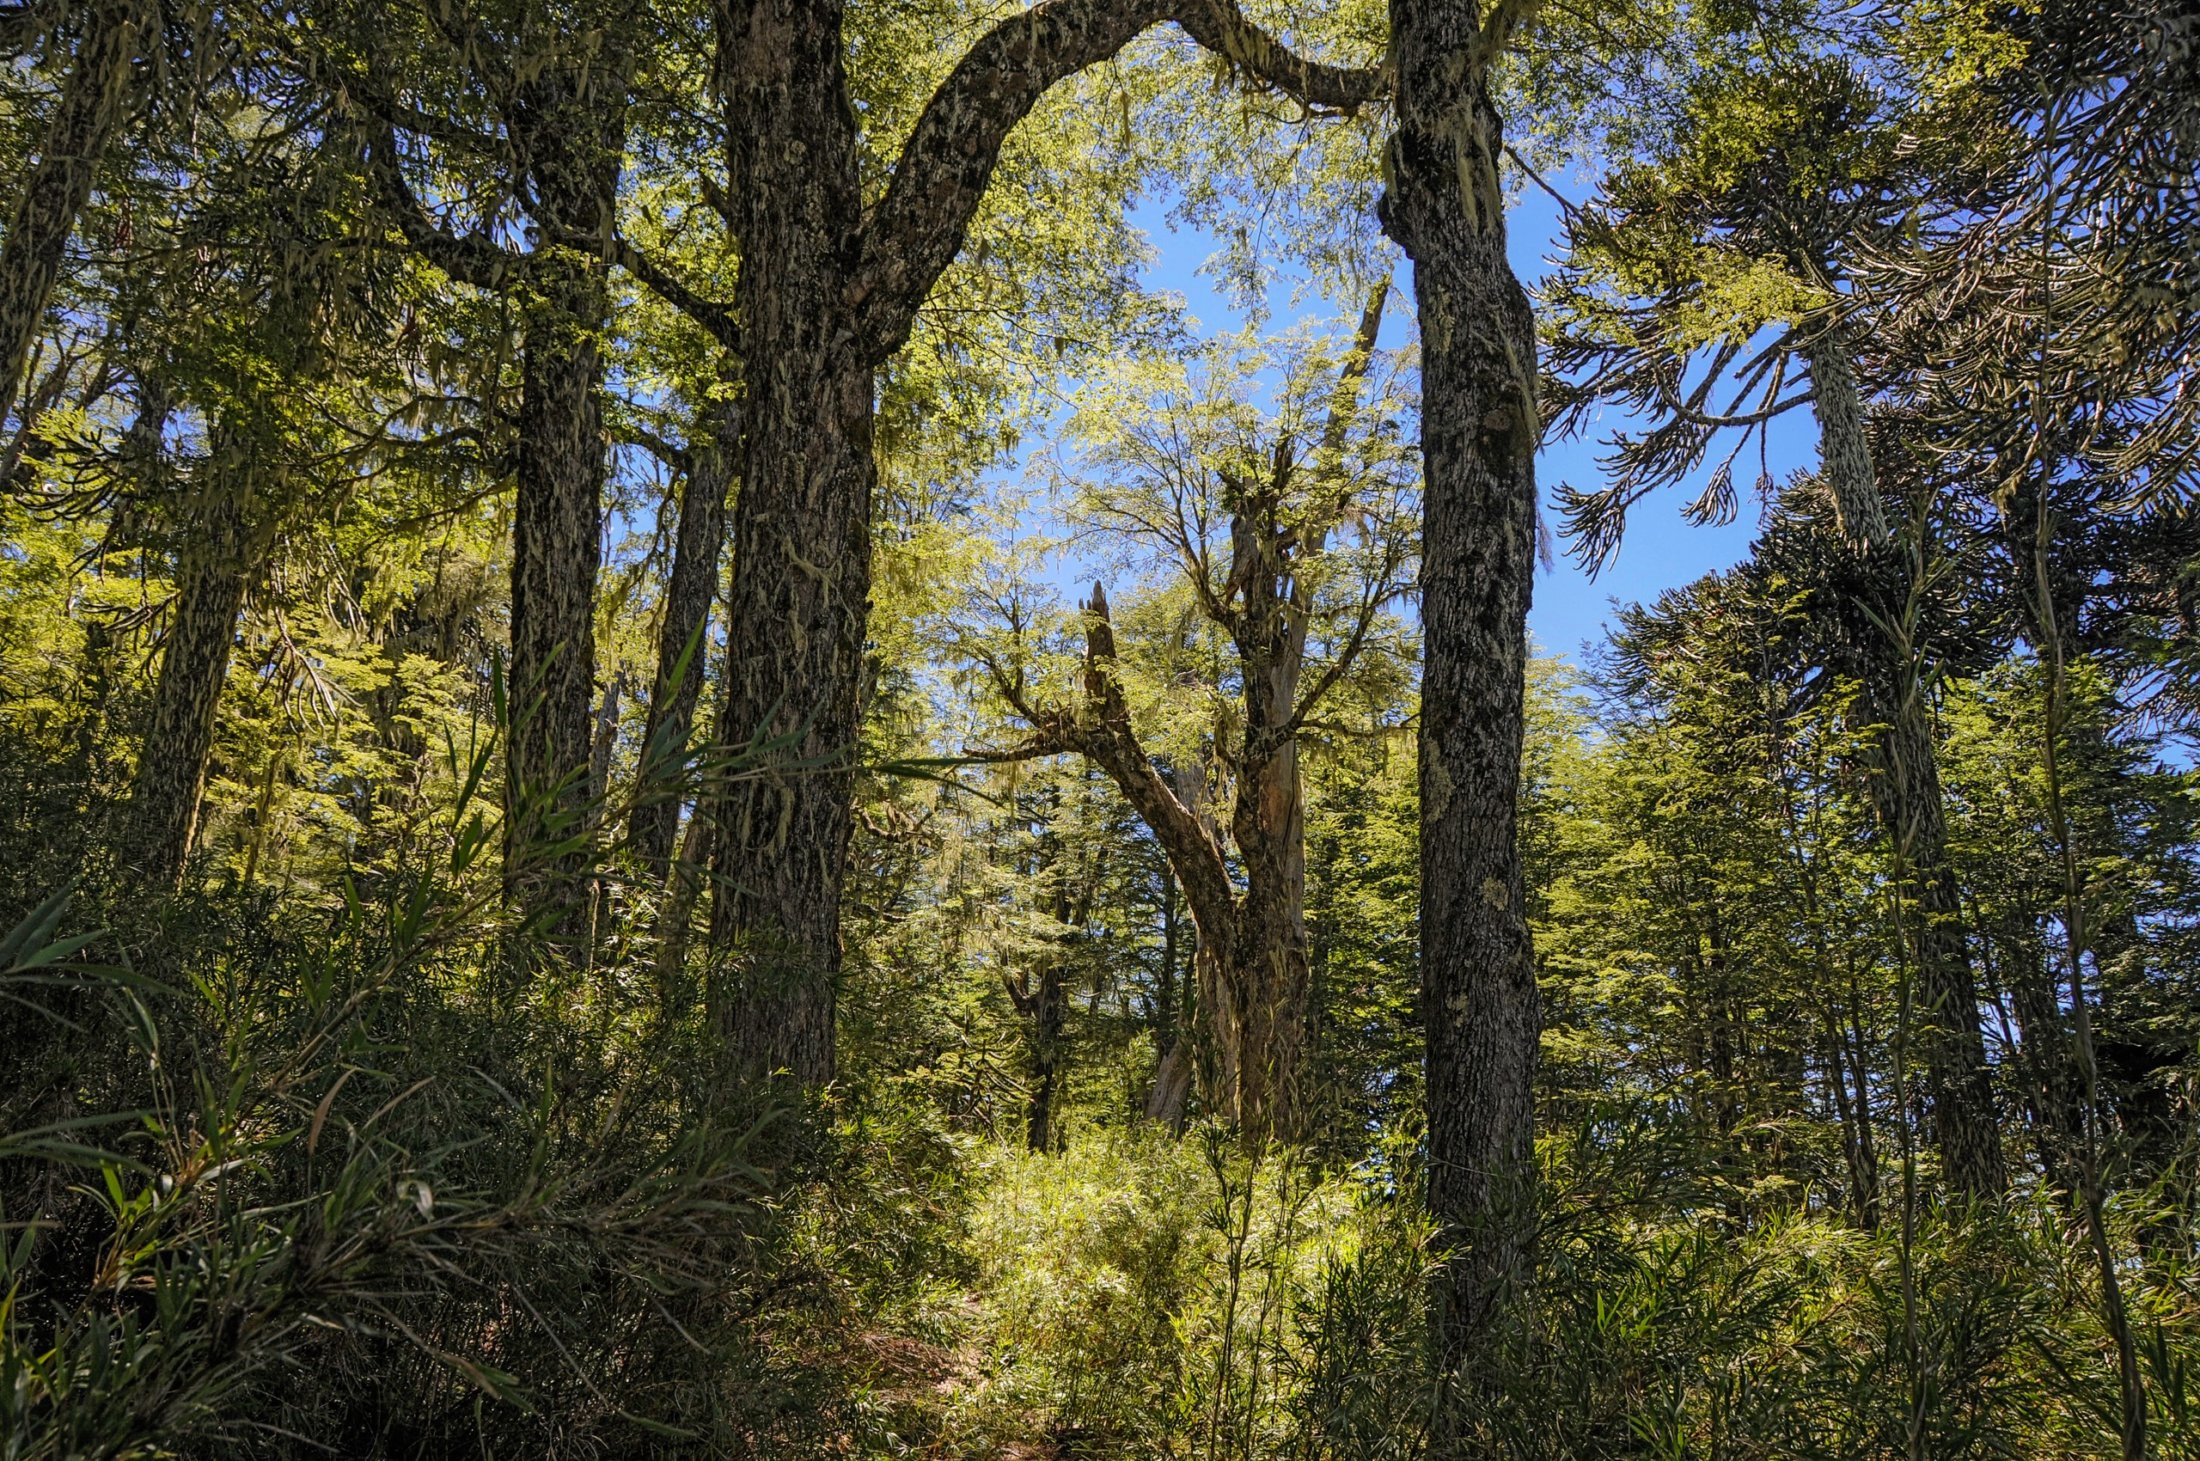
<box><xmin>629</xmin><ymin>394</ymin><xmax>738</xmax><ymax>880</ymax></box>
<box><xmin>1865</xmin><ymin>607</ymin><xmax>2007</xmax><ymax>1198</ymax></box>
<box><xmin>992</xmin><ymin>586</ymin><xmax>1291</xmax><ymax>1138</ymax></box>
<box><xmin>1802</xmin><ymin>331</ymin><xmax>1891</xmax><ymax>548</ymax></box>
<box><xmin>0</xmin><ymin>0</ymin><xmax>146</xmax><ymax>414</ymax></box>
<box><xmin>1378</xmin><ymin>0</ymin><xmax>1543</xmax><ymax>1423</ymax></box>
<box><xmin>704</xmin><ymin>0</ymin><xmax>1179</xmax><ymax>1087</ymax></box>
<box><xmin>684</xmin><ymin>0</ymin><xmax>1380</xmax><ymax>1088</ymax></box>
<box><xmin>128</xmin><ymin>457</ymin><xmax>253</xmax><ymax>888</ymax></box>
<box><xmin>704</xmin><ymin>0</ymin><xmax>873</xmax><ymax>1086</ymax></box>
<box><xmin>997</xmin><ymin>284</ymin><xmax>1386</xmax><ymax>1140</ymax></box>
<box><xmin>500</xmin><ymin>52</ymin><xmax>628</xmax><ymax>926</ymax></box>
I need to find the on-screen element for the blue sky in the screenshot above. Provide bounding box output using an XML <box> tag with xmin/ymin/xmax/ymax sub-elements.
<box><xmin>1100</xmin><ymin>186</ymin><xmax>1820</xmax><ymax>664</ymax></box>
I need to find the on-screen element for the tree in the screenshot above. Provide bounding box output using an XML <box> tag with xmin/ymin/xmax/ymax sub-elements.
<box><xmin>970</xmin><ymin>290</ymin><xmax>1414</xmax><ymax>1142</ymax></box>
<box><xmin>1377</xmin><ymin>0</ymin><xmax>1543</xmax><ymax>1416</ymax></box>
<box><xmin>1544</xmin><ymin>51</ymin><xmax>2010</xmax><ymax>1197</ymax></box>
<box><xmin>624</xmin><ymin>381</ymin><xmax>739</xmax><ymax>883</ymax></box>
<box><xmin>627</xmin><ymin>0</ymin><xmax>1390</xmax><ymax>1088</ymax></box>
<box><xmin>0</xmin><ymin>0</ymin><xmax>156</xmax><ymax>414</ymax></box>
<box><xmin>103</xmin><ymin>77</ymin><xmax>416</xmax><ymax>888</ymax></box>
<box><xmin>317</xmin><ymin>0</ymin><xmax>641</xmax><ymax>925</ymax></box>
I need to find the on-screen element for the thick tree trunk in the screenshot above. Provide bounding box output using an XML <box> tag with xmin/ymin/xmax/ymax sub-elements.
<box><xmin>706</xmin><ymin>0</ymin><xmax>873</xmax><ymax>1086</ymax></box>
<box><xmin>501</xmin><ymin>62</ymin><xmax>626</xmax><ymax>926</ymax></box>
<box><xmin>129</xmin><ymin>472</ymin><xmax>251</xmax><ymax>888</ymax></box>
<box><xmin>0</xmin><ymin>0</ymin><xmax>146</xmax><ymax>413</ymax></box>
<box><xmin>1380</xmin><ymin>4</ymin><xmax>1542</xmax><ymax>1422</ymax></box>
<box><xmin>683</xmin><ymin>0</ymin><xmax>1245</xmax><ymax>1089</ymax></box>
<box><xmin>629</xmin><ymin>395</ymin><xmax>738</xmax><ymax>880</ymax></box>
<box><xmin>504</xmin><ymin>262</ymin><xmax>608</xmax><ymax>915</ymax></box>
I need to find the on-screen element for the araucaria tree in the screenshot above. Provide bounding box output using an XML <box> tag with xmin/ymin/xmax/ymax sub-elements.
<box><xmin>11</xmin><ymin>0</ymin><xmax>2200</xmax><ymax>1455</ymax></box>
<box><xmin>319</xmin><ymin>0</ymin><xmax>640</xmax><ymax>927</ymax></box>
<box><xmin>1545</xmin><ymin>51</ymin><xmax>2009</xmax><ymax>1198</ymax></box>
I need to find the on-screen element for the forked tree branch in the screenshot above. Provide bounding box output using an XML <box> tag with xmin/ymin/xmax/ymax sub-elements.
<box><xmin>850</xmin><ymin>0</ymin><xmax>1388</xmax><ymax>364</ymax></box>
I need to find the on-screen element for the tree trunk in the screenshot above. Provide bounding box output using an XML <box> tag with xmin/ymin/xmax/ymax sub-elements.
<box><xmin>1010</xmin><ymin>960</ymin><xmax>1068</xmax><ymax>1152</ymax></box>
<box><xmin>1145</xmin><ymin>854</ymin><xmax>1193</xmax><ymax>1123</ymax></box>
<box><xmin>675</xmin><ymin>0</ymin><xmax>1318</xmax><ymax>1091</ymax></box>
<box><xmin>1861</xmin><ymin>607</ymin><xmax>2008</xmax><ymax>1198</ymax></box>
<box><xmin>629</xmin><ymin>394</ymin><xmax>738</xmax><ymax>880</ymax></box>
<box><xmin>1157</xmin><ymin>861</ymin><xmax>1180</xmax><ymax>1045</ymax></box>
<box><xmin>692</xmin><ymin>0</ymin><xmax>1349</xmax><ymax>1089</ymax></box>
<box><xmin>129</xmin><ymin>468</ymin><xmax>251</xmax><ymax>889</ymax></box>
<box><xmin>0</xmin><ymin>0</ymin><xmax>146</xmax><ymax>412</ymax></box>
<box><xmin>1823</xmin><ymin>999</ymin><xmax>1882</xmax><ymax>1229</ymax></box>
<box><xmin>1810</xmin><ymin>329</ymin><xmax>2006</xmax><ymax>1198</ymax></box>
<box><xmin>1380</xmin><ymin>3</ymin><xmax>1542</xmax><ymax>1422</ymax></box>
<box><xmin>706</xmin><ymin>0</ymin><xmax>873</xmax><ymax>1087</ymax></box>
<box><xmin>1225</xmin><ymin>740</ymin><xmax>1310</xmax><ymax>1143</ymax></box>
<box><xmin>1994</xmin><ymin>906</ymin><xmax>2082</xmax><ymax>1189</ymax></box>
<box><xmin>501</xmin><ymin>62</ymin><xmax>626</xmax><ymax>926</ymax></box>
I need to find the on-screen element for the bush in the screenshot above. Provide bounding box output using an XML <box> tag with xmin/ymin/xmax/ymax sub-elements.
<box><xmin>962</xmin><ymin>1128</ymin><xmax>1433</xmax><ymax>1459</ymax></box>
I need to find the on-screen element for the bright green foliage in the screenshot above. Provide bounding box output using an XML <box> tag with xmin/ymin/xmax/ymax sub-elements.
<box><xmin>3</xmin><ymin>0</ymin><xmax>2198</xmax><ymax>1454</ymax></box>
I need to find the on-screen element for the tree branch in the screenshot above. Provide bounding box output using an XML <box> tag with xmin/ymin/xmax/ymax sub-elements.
<box><xmin>1170</xmin><ymin>0</ymin><xmax>1387</xmax><ymax>112</ymax></box>
<box><xmin>1477</xmin><ymin>0</ymin><xmax>1543</xmax><ymax>62</ymax></box>
<box><xmin>613</xmin><ymin>236</ymin><xmax>741</xmax><ymax>349</ymax></box>
<box><xmin>848</xmin><ymin>0</ymin><xmax>1171</xmax><ymax>364</ymax></box>
<box><xmin>1072</xmin><ymin>584</ymin><xmax>1236</xmax><ymax>925</ymax></box>
<box><xmin>364</xmin><ymin>122</ymin><xmax>511</xmax><ymax>290</ymax></box>
<box><xmin>849</xmin><ymin>0</ymin><xmax>1386</xmax><ymax>365</ymax></box>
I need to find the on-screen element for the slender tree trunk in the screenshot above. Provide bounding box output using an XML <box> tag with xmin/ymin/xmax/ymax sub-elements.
<box><xmin>1702</xmin><ymin>908</ymin><xmax>1742</xmax><ymax>1149</ymax></box>
<box><xmin>1147</xmin><ymin>860</ymin><xmax>1194</xmax><ymax>1126</ymax></box>
<box><xmin>1380</xmin><ymin>5</ymin><xmax>1542</xmax><ymax>1418</ymax></box>
<box><xmin>707</xmin><ymin>0</ymin><xmax>873</xmax><ymax>1086</ymax></box>
<box><xmin>1823</xmin><ymin>1008</ymin><xmax>1882</xmax><ymax>1229</ymax></box>
<box><xmin>1158</xmin><ymin>862</ymin><xmax>1180</xmax><ymax>1045</ymax></box>
<box><xmin>630</xmin><ymin>394</ymin><xmax>738</xmax><ymax>879</ymax></box>
<box><xmin>654</xmin><ymin>808</ymin><xmax>713</xmax><ymax>1016</ymax></box>
<box><xmin>1810</xmin><ymin>330</ymin><xmax>2005</xmax><ymax>1198</ymax></box>
<box><xmin>75</xmin><ymin>380</ymin><xmax>167</xmax><ymax>811</ymax></box>
<box><xmin>129</xmin><ymin>468</ymin><xmax>251</xmax><ymax>888</ymax></box>
<box><xmin>0</xmin><ymin>0</ymin><xmax>146</xmax><ymax>413</ymax></box>
<box><xmin>1010</xmin><ymin>959</ymin><xmax>1068</xmax><ymax>1152</ymax></box>
<box><xmin>1994</xmin><ymin>905</ymin><xmax>2082</xmax><ymax>1187</ymax></box>
<box><xmin>587</xmin><ymin>670</ymin><xmax>625</xmax><ymax>814</ymax></box>
<box><xmin>501</xmin><ymin>63</ymin><xmax>626</xmax><ymax>926</ymax></box>
<box><xmin>1861</xmin><ymin>620</ymin><xmax>2007</xmax><ymax>1197</ymax></box>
